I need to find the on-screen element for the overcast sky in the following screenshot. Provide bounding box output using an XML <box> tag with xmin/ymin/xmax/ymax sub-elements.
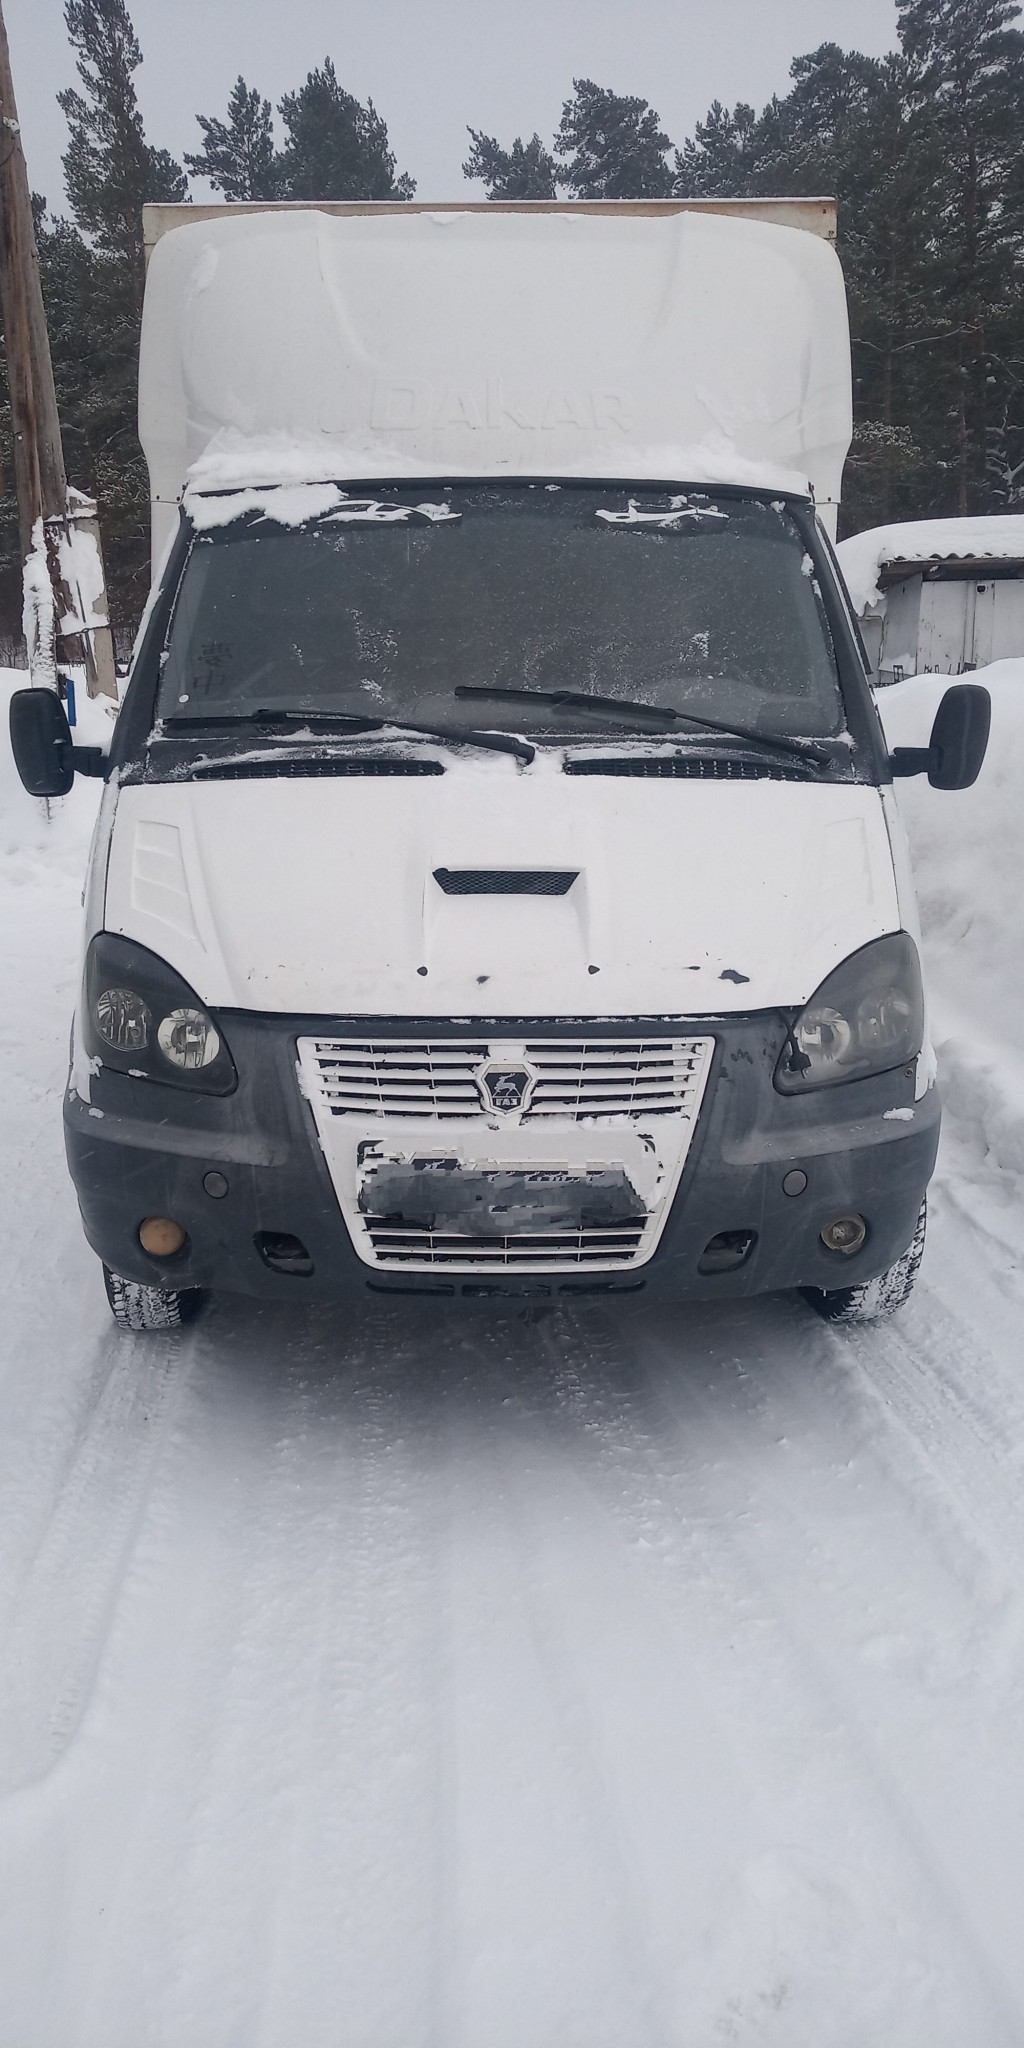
<box><xmin>6</xmin><ymin>0</ymin><xmax>901</xmax><ymax>212</ymax></box>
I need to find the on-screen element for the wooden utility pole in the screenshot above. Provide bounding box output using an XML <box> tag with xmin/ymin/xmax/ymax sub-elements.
<box><xmin>0</xmin><ymin>0</ymin><xmax>116</xmax><ymax>697</ymax></box>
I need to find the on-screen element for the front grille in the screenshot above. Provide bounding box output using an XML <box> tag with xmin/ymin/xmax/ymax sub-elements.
<box><xmin>433</xmin><ymin>868</ymin><xmax>578</xmax><ymax>895</ymax></box>
<box><xmin>299</xmin><ymin>1036</ymin><xmax>714</xmax><ymax>1121</ymax></box>
<box><xmin>363</xmin><ymin>1222</ymin><xmax>647</xmax><ymax>1266</ymax></box>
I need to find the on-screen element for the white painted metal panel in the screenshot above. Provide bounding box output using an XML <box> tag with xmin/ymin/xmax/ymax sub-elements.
<box><xmin>139</xmin><ymin>207</ymin><xmax>852</xmax><ymax>561</ymax></box>
<box><xmin>917</xmin><ymin>582</ymin><xmax>969</xmax><ymax>674</ymax></box>
<box><xmin>103</xmin><ymin>769</ymin><xmax>900</xmax><ymax>1018</ymax></box>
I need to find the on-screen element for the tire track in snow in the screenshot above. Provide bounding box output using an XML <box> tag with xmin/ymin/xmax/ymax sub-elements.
<box><xmin>830</xmin><ymin>1206</ymin><xmax>1024</xmax><ymax>1686</ymax></box>
<box><xmin>81</xmin><ymin>1303</ymin><xmax>457</xmax><ymax>2048</ymax></box>
<box><xmin>439</xmin><ymin>1315</ymin><xmax>683</xmax><ymax>2048</ymax></box>
<box><xmin>0</xmin><ymin>1327</ymin><xmax>195</xmax><ymax>1794</ymax></box>
<box><xmin>245</xmin><ymin>1317</ymin><xmax>455</xmax><ymax>2048</ymax></box>
<box><xmin>636</xmin><ymin>1305</ymin><xmax>1024</xmax><ymax>2042</ymax></box>
<box><xmin>517</xmin><ymin>1300</ymin><xmax>1024</xmax><ymax>2045</ymax></box>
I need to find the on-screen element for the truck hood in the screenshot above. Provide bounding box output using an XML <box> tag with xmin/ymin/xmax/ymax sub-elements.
<box><xmin>104</xmin><ymin>755</ymin><xmax>899</xmax><ymax>1017</ymax></box>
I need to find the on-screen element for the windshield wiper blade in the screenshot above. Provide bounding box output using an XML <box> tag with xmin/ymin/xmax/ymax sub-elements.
<box><xmin>454</xmin><ymin>686</ymin><xmax>831</xmax><ymax>766</ymax></box>
<box><xmin>163</xmin><ymin>707</ymin><xmax>534</xmax><ymax>763</ymax></box>
<box><xmin>163</xmin><ymin>708</ymin><xmax>384</xmax><ymax>733</ymax></box>
<box><xmin>380</xmin><ymin>718</ymin><xmax>534</xmax><ymax>763</ymax></box>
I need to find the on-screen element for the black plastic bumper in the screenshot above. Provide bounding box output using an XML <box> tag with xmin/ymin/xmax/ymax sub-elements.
<box><xmin>64</xmin><ymin>1010</ymin><xmax>940</xmax><ymax>1306</ymax></box>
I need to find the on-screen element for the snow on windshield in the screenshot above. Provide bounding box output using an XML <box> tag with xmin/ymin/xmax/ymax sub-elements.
<box><xmin>160</xmin><ymin>484</ymin><xmax>843</xmax><ymax>740</ymax></box>
<box><xmin>595</xmin><ymin>494</ymin><xmax>728</xmax><ymax>527</ymax></box>
<box><xmin>186</xmin><ymin>482</ymin><xmax>461</xmax><ymax>532</ymax></box>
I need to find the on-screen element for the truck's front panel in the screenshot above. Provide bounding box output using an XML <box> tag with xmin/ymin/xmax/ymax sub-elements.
<box><xmin>68</xmin><ymin>480</ymin><xmax>937</xmax><ymax>1309</ymax></box>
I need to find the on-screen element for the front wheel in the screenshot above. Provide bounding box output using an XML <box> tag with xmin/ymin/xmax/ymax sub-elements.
<box><xmin>102</xmin><ymin>1265</ymin><xmax>204</xmax><ymax>1332</ymax></box>
<box><xmin>802</xmin><ymin>1198</ymin><xmax>926</xmax><ymax>1325</ymax></box>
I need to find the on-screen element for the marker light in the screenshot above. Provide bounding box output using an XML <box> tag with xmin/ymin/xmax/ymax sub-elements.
<box><xmin>139</xmin><ymin>1216</ymin><xmax>187</xmax><ymax>1257</ymax></box>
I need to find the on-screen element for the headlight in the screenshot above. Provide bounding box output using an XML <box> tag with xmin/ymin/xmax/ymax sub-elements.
<box><xmin>157</xmin><ymin>1008</ymin><xmax>221</xmax><ymax>1070</ymax></box>
<box><xmin>95</xmin><ymin>985</ymin><xmax>150</xmax><ymax>1052</ymax></box>
<box><xmin>775</xmin><ymin>932</ymin><xmax>924</xmax><ymax>1093</ymax></box>
<box><xmin>83</xmin><ymin>933</ymin><xmax>237</xmax><ymax>1094</ymax></box>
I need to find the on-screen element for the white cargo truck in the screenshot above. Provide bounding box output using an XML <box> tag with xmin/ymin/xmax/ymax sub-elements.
<box><xmin>10</xmin><ymin>200</ymin><xmax>990</xmax><ymax>1328</ymax></box>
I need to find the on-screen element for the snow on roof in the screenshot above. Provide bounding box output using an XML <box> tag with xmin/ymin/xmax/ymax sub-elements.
<box><xmin>836</xmin><ymin>516</ymin><xmax>1024</xmax><ymax>613</ymax></box>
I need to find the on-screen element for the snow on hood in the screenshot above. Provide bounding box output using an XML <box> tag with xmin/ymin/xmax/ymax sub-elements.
<box><xmin>837</xmin><ymin>516</ymin><xmax>1024</xmax><ymax>614</ymax></box>
<box><xmin>103</xmin><ymin>759</ymin><xmax>900</xmax><ymax>1019</ymax></box>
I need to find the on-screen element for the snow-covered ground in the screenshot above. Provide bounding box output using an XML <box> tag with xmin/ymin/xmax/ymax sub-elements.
<box><xmin>2</xmin><ymin>666</ymin><xmax>1024</xmax><ymax>2045</ymax></box>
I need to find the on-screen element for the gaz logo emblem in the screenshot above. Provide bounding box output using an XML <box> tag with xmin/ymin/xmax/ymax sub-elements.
<box><xmin>481</xmin><ymin>1066</ymin><xmax>533</xmax><ymax>1114</ymax></box>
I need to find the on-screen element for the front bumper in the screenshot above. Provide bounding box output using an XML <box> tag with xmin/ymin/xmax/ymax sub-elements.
<box><xmin>64</xmin><ymin>1010</ymin><xmax>940</xmax><ymax>1305</ymax></box>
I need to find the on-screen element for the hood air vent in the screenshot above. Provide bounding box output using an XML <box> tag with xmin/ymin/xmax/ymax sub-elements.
<box><xmin>433</xmin><ymin>868</ymin><xmax>578</xmax><ymax>896</ymax></box>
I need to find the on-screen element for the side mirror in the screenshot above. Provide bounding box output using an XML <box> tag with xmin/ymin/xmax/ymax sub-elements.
<box><xmin>890</xmin><ymin>683</ymin><xmax>991</xmax><ymax>791</ymax></box>
<box><xmin>9</xmin><ymin>687</ymin><xmax>75</xmax><ymax>797</ymax></box>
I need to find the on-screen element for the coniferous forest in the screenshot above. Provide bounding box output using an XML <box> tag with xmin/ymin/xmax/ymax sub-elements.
<box><xmin>3</xmin><ymin>0</ymin><xmax>1024</xmax><ymax>646</ymax></box>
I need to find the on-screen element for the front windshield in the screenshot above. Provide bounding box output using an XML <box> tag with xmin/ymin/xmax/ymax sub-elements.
<box><xmin>158</xmin><ymin>484</ymin><xmax>844</xmax><ymax>741</ymax></box>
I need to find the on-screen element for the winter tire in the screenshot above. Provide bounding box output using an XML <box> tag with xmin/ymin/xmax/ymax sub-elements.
<box><xmin>802</xmin><ymin>1197</ymin><xmax>926</xmax><ymax>1325</ymax></box>
<box><xmin>102</xmin><ymin>1264</ymin><xmax>203</xmax><ymax>1332</ymax></box>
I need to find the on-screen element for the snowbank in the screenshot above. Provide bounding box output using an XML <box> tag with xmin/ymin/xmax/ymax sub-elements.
<box><xmin>838</xmin><ymin>516</ymin><xmax>1024</xmax><ymax>614</ymax></box>
<box><xmin>879</xmin><ymin>663</ymin><xmax>1024</xmax><ymax>1215</ymax></box>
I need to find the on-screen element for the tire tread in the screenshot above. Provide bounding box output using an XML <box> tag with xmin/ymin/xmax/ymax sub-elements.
<box><xmin>103</xmin><ymin>1266</ymin><xmax>200</xmax><ymax>1332</ymax></box>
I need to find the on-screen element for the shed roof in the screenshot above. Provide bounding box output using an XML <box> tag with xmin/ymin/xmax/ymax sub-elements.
<box><xmin>836</xmin><ymin>516</ymin><xmax>1024</xmax><ymax>612</ymax></box>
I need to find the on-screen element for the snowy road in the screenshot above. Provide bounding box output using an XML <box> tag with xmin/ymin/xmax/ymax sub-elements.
<box><xmin>3</xmin><ymin>680</ymin><xmax>1024</xmax><ymax>2044</ymax></box>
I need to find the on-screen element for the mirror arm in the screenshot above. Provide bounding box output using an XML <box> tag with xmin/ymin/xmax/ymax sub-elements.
<box><xmin>71</xmin><ymin>746</ymin><xmax>108</xmax><ymax>779</ymax></box>
<box><xmin>889</xmin><ymin>747</ymin><xmax>932</xmax><ymax>778</ymax></box>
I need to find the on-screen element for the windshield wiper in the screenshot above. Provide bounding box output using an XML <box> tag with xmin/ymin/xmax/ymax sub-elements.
<box><xmin>454</xmin><ymin>686</ymin><xmax>832</xmax><ymax>767</ymax></box>
<box><xmin>377</xmin><ymin>718</ymin><xmax>534</xmax><ymax>764</ymax></box>
<box><xmin>162</xmin><ymin>707</ymin><xmax>534</xmax><ymax>763</ymax></box>
<box><xmin>163</xmin><ymin>708</ymin><xmax>384</xmax><ymax>733</ymax></box>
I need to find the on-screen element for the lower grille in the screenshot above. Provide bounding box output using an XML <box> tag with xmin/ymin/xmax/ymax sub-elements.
<box><xmin>364</xmin><ymin>1223</ymin><xmax>646</xmax><ymax>1266</ymax></box>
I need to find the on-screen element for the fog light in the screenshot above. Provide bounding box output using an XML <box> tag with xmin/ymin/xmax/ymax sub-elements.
<box><xmin>139</xmin><ymin>1216</ymin><xmax>186</xmax><ymax>1257</ymax></box>
<box><xmin>821</xmin><ymin>1214</ymin><xmax>867</xmax><ymax>1257</ymax></box>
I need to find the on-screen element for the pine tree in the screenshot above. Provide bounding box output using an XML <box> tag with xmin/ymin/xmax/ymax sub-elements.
<box><xmin>58</xmin><ymin>0</ymin><xmax>187</xmax><ymax>318</ymax></box>
<box><xmin>462</xmin><ymin>130</ymin><xmax>558</xmax><ymax>199</ymax></box>
<box><xmin>671</xmin><ymin>45</ymin><xmax>953</xmax><ymax>528</ymax></box>
<box><xmin>672</xmin><ymin>102</ymin><xmax>761</xmax><ymax>197</ymax></box>
<box><xmin>554</xmin><ymin>80</ymin><xmax>674</xmax><ymax>198</ymax></box>
<box><xmin>274</xmin><ymin>60</ymin><xmax>414</xmax><ymax>200</ymax></box>
<box><xmin>186</xmin><ymin>77</ymin><xmax>277</xmax><ymax>201</ymax></box>
<box><xmin>897</xmin><ymin>0</ymin><xmax>1024</xmax><ymax>512</ymax></box>
<box><xmin>14</xmin><ymin>0</ymin><xmax>191</xmax><ymax>641</ymax></box>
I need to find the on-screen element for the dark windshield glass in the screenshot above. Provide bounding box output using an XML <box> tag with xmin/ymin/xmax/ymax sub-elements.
<box><xmin>158</xmin><ymin>485</ymin><xmax>843</xmax><ymax>739</ymax></box>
